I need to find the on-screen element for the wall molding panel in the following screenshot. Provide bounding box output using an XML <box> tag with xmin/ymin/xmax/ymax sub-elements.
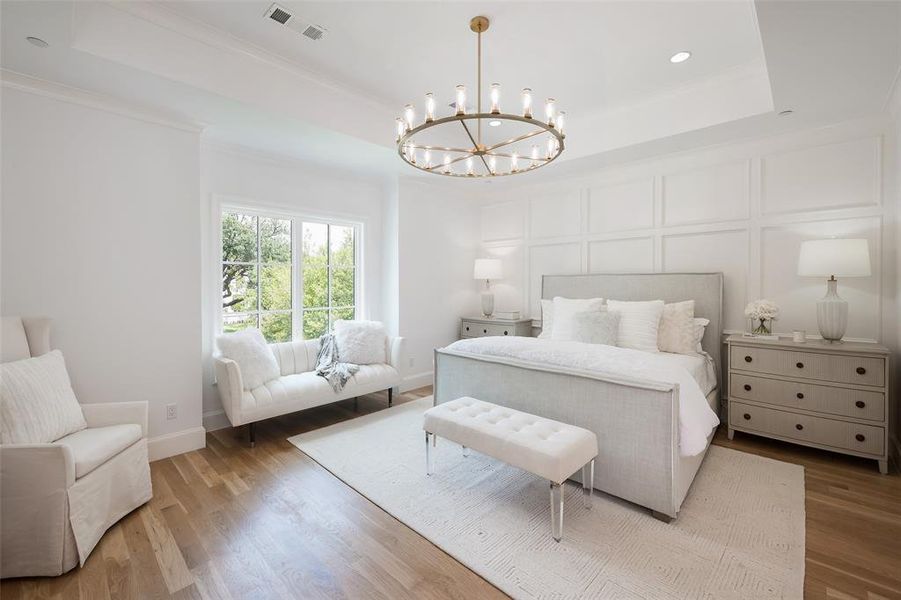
<box><xmin>478</xmin><ymin>121</ymin><xmax>895</xmax><ymax>344</ymax></box>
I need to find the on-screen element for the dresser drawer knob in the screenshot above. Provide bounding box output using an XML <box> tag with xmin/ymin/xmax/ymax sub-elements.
<box><xmin>743</xmin><ymin>413</ymin><xmax>751</xmax><ymax>420</ymax></box>
<box><xmin>743</xmin><ymin>384</ymin><xmax>752</xmax><ymax>391</ymax></box>
<box><xmin>795</xmin><ymin>423</ymin><xmax>804</xmax><ymax>431</ymax></box>
<box><xmin>744</xmin><ymin>355</ymin><xmax>752</xmax><ymax>363</ymax></box>
<box><xmin>855</xmin><ymin>400</ymin><xmax>866</xmax><ymax>408</ymax></box>
<box><xmin>796</xmin><ymin>362</ymin><xmax>804</xmax><ymax>369</ymax></box>
<box><xmin>796</xmin><ymin>392</ymin><xmax>804</xmax><ymax>399</ymax></box>
<box><xmin>483</xmin><ymin>329</ymin><xmax>487</xmax><ymax>334</ymax></box>
<box><xmin>855</xmin><ymin>433</ymin><xmax>865</xmax><ymax>442</ymax></box>
<box><xmin>465</xmin><ymin>326</ymin><xmax>470</xmax><ymax>331</ymax></box>
<box><xmin>856</xmin><ymin>367</ymin><xmax>866</xmax><ymax>375</ymax></box>
<box><xmin>503</xmin><ymin>330</ymin><xmax>509</xmax><ymax>335</ymax></box>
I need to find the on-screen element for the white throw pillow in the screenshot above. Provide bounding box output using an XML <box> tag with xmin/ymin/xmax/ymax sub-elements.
<box><xmin>334</xmin><ymin>320</ymin><xmax>387</xmax><ymax>365</ymax></box>
<box><xmin>693</xmin><ymin>318</ymin><xmax>710</xmax><ymax>354</ymax></box>
<box><xmin>537</xmin><ymin>299</ymin><xmax>554</xmax><ymax>339</ymax></box>
<box><xmin>216</xmin><ymin>328</ymin><xmax>280</xmax><ymax>391</ymax></box>
<box><xmin>568</xmin><ymin>311</ymin><xmax>620</xmax><ymax>345</ymax></box>
<box><xmin>607</xmin><ymin>299</ymin><xmax>665</xmax><ymax>353</ymax></box>
<box><xmin>551</xmin><ymin>297</ymin><xmax>605</xmax><ymax>341</ymax></box>
<box><xmin>1</xmin><ymin>350</ymin><xmax>87</xmax><ymax>444</ymax></box>
<box><xmin>658</xmin><ymin>300</ymin><xmax>696</xmax><ymax>355</ymax></box>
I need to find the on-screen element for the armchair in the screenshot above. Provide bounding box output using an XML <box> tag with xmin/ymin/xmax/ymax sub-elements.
<box><xmin>0</xmin><ymin>317</ymin><xmax>153</xmax><ymax>578</ymax></box>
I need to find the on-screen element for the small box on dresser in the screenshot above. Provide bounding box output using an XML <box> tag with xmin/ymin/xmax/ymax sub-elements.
<box><xmin>460</xmin><ymin>316</ymin><xmax>532</xmax><ymax>339</ymax></box>
<box><xmin>726</xmin><ymin>335</ymin><xmax>890</xmax><ymax>474</ymax></box>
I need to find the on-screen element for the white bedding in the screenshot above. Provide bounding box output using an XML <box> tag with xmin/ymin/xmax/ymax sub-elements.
<box><xmin>444</xmin><ymin>337</ymin><xmax>720</xmax><ymax>457</ymax></box>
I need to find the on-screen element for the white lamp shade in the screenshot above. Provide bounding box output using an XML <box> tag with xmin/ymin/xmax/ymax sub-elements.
<box><xmin>473</xmin><ymin>258</ymin><xmax>503</xmax><ymax>280</ymax></box>
<box><xmin>797</xmin><ymin>238</ymin><xmax>871</xmax><ymax>277</ymax></box>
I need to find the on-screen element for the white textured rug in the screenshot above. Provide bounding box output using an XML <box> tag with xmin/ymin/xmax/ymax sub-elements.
<box><xmin>288</xmin><ymin>397</ymin><xmax>805</xmax><ymax>599</ymax></box>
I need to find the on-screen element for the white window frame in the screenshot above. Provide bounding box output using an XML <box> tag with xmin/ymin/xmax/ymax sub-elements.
<box><xmin>212</xmin><ymin>195</ymin><xmax>364</xmax><ymax>342</ymax></box>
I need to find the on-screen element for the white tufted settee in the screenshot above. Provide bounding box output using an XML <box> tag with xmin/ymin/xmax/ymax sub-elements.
<box><xmin>214</xmin><ymin>336</ymin><xmax>405</xmax><ymax>432</ymax></box>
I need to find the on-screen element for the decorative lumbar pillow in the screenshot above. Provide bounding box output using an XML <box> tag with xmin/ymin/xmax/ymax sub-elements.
<box><xmin>693</xmin><ymin>318</ymin><xmax>710</xmax><ymax>354</ymax></box>
<box><xmin>216</xmin><ymin>328</ymin><xmax>280</xmax><ymax>390</ymax></box>
<box><xmin>658</xmin><ymin>300</ymin><xmax>696</xmax><ymax>355</ymax></box>
<box><xmin>334</xmin><ymin>320</ymin><xmax>387</xmax><ymax>365</ymax></box>
<box><xmin>568</xmin><ymin>311</ymin><xmax>620</xmax><ymax>345</ymax></box>
<box><xmin>551</xmin><ymin>297</ymin><xmax>605</xmax><ymax>341</ymax></box>
<box><xmin>606</xmin><ymin>299</ymin><xmax>665</xmax><ymax>353</ymax></box>
<box><xmin>1</xmin><ymin>350</ymin><xmax>87</xmax><ymax>444</ymax></box>
<box><xmin>537</xmin><ymin>299</ymin><xmax>555</xmax><ymax>339</ymax></box>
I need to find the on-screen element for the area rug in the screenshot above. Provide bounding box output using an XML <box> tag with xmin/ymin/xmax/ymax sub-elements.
<box><xmin>288</xmin><ymin>397</ymin><xmax>805</xmax><ymax>599</ymax></box>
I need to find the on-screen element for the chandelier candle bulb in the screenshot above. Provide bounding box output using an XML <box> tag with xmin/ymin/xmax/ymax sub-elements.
<box><xmin>511</xmin><ymin>152</ymin><xmax>519</xmax><ymax>171</ymax></box>
<box><xmin>488</xmin><ymin>155</ymin><xmax>497</xmax><ymax>174</ymax></box>
<box><xmin>424</xmin><ymin>149</ymin><xmax>432</xmax><ymax>168</ymax></box>
<box><xmin>455</xmin><ymin>85</ymin><xmax>467</xmax><ymax>115</ymax></box>
<box><xmin>557</xmin><ymin>111</ymin><xmax>566</xmax><ymax>136</ymax></box>
<box><xmin>442</xmin><ymin>153</ymin><xmax>451</xmax><ymax>174</ymax></box>
<box><xmin>522</xmin><ymin>88</ymin><xmax>533</xmax><ymax>118</ymax></box>
<box><xmin>466</xmin><ymin>157</ymin><xmax>474</xmax><ymax>175</ymax></box>
<box><xmin>531</xmin><ymin>144</ymin><xmax>539</xmax><ymax>163</ymax></box>
<box><xmin>546</xmin><ymin>137</ymin><xmax>555</xmax><ymax>159</ymax></box>
<box><xmin>490</xmin><ymin>83</ymin><xmax>501</xmax><ymax>114</ymax></box>
<box><xmin>425</xmin><ymin>93</ymin><xmax>435</xmax><ymax>122</ymax></box>
<box><xmin>395</xmin><ymin>118</ymin><xmax>404</xmax><ymax>141</ymax></box>
<box><xmin>404</xmin><ymin>104</ymin><xmax>415</xmax><ymax>130</ymax></box>
<box><xmin>545</xmin><ymin>98</ymin><xmax>556</xmax><ymax>127</ymax></box>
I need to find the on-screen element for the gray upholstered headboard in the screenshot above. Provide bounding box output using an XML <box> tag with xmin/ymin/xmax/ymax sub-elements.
<box><xmin>541</xmin><ymin>272</ymin><xmax>724</xmax><ymax>388</ymax></box>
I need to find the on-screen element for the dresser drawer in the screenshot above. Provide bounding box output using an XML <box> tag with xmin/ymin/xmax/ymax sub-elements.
<box><xmin>461</xmin><ymin>321</ymin><xmax>517</xmax><ymax>338</ymax></box>
<box><xmin>729</xmin><ymin>374</ymin><xmax>885</xmax><ymax>421</ymax></box>
<box><xmin>730</xmin><ymin>346</ymin><xmax>884</xmax><ymax>387</ymax></box>
<box><xmin>730</xmin><ymin>401</ymin><xmax>885</xmax><ymax>456</ymax></box>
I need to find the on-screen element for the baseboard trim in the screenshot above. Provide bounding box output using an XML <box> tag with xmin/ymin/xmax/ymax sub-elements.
<box><xmin>203</xmin><ymin>409</ymin><xmax>232</xmax><ymax>432</ymax></box>
<box><xmin>401</xmin><ymin>371</ymin><xmax>433</xmax><ymax>393</ymax></box>
<box><xmin>148</xmin><ymin>426</ymin><xmax>206</xmax><ymax>461</ymax></box>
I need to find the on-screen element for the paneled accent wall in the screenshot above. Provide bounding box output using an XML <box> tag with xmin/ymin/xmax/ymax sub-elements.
<box><xmin>478</xmin><ymin>119</ymin><xmax>895</xmax><ymax>343</ymax></box>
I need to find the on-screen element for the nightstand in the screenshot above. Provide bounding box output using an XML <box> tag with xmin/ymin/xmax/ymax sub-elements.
<box><xmin>726</xmin><ymin>335</ymin><xmax>890</xmax><ymax>474</ymax></box>
<box><xmin>460</xmin><ymin>316</ymin><xmax>532</xmax><ymax>339</ymax></box>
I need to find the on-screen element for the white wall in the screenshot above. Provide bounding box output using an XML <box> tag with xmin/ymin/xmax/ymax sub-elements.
<box><xmin>1</xmin><ymin>87</ymin><xmax>204</xmax><ymax>458</ymax></box>
<box><xmin>199</xmin><ymin>144</ymin><xmax>388</xmax><ymax>427</ymax></box>
<box><xmin>397</xmin><ymin>179</ymin><xmax>480</xmax><ymax>390</ymax></box>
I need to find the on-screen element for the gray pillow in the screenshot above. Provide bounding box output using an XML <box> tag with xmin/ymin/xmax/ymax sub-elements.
<box><xmin>569</xmin><ymin>311</ymin><xmax>620</xmax><ymax>345</ymax></box>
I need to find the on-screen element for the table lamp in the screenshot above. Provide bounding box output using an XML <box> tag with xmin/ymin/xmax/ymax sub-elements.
<box><xmin>797</xmin><ymin>238</ymin><xmax>871</xmax><ymax>342</ymax></box>
<box><xmin>473</xmin><ymin>258</ymin><xmax>503</xmax><ymax>317</ymax></box>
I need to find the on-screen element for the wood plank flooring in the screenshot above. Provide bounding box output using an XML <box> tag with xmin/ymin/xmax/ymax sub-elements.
<box><xmin>2</xmin><ymin>386</ymin><xmax>899</xmax><ymax>600</ymax></box>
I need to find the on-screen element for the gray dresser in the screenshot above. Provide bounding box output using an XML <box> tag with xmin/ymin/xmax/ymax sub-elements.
<box><xmin>460</xmin><ymin>316</ymin><xmax>532</xmax><ymax>339</ymax></box>
<box><xmin>726</xmin><ymin>335</ymin><xmax>890</xmax><ymax>474</ymax></box>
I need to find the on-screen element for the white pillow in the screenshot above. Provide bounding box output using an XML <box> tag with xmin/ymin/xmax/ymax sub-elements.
<box><xmin>693</xmin><ymin>318</ymin><xmax>710</xmax><ymax>354</ymax></box>
<box><xmin>658</xmin><ymin>300</ymin><xmax>696</xmax><ymax>355</ymax></box>
<box><xmin>1</xmin><ymin>350</ymin><xmax>87</xmax><ymax>444</ymax></box>
<box><xmin>334</xmin><ymin>320</ymin><xmax>387</xmax><ymax>365</ymax></box>
<box><xmin>216</xmin><ymin>328</ymin><xmax>280</xmax><ymax>391</ymax></box>
<box><xmin>568</xmin><ymin>311</ymin><xmax>620</xmax><ymax>345</ymax></box>
<box><xmin>551</xmin><ymin>297</ymin><xmax>605</xmax><ymax>341</ymax></box>
<box><xmin>537</xmin><ymin>299</ymin><xmax>555</xmax><ymax>339</ymax></box>
<box><xmin>607</xmin><ymin>299</ymin><xmax>665</xmax><ymax>353</ymax></box>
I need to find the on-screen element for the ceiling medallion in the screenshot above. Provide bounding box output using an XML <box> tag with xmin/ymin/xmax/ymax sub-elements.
<box><xmin>395</xmin><ymin>16</ymin><xmax>565</xmax><ymax>178</ymax></box>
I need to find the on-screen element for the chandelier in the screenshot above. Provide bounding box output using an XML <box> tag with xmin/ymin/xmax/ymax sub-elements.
<box><xmin>395</xmin><ymin>16</ymin><xmax>565</xmax><ymax>178</ymax></box>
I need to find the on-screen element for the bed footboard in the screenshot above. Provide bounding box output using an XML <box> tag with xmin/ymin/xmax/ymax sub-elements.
<box><xmin>435</xmin><ymin>349</ymin><xmax>694</xmax><ymax>518</ymax></box>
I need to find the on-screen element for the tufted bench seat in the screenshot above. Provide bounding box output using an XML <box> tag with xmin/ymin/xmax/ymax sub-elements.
<box><xmin>423</xmin><ymin>396</ymin><xmax>598</xmax><ymax>541</ymax></box>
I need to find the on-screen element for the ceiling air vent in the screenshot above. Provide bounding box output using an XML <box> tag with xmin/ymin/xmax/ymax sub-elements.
<box><xmin>265</xmin><ymin>3</ymin><xmax>327</xmax><ymax>41</ymax></box>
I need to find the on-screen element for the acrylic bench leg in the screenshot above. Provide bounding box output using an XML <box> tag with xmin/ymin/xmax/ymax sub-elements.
<box><xmin>550</xmin><ymin>482</ymin><xmax>563</xmax><ymax>542</ymax></box>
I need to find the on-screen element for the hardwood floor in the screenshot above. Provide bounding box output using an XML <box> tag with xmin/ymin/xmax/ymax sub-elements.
<box><xmin>2</xmin><ymin>386</ymin><xmax>899</xmax><ymax>599</ymax></box>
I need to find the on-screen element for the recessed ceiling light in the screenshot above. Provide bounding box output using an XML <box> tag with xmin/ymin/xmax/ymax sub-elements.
<box><xmin>26</xmin><ymin>36</ymin><xmax>49</xmax><ymax>48</ymax></box>
<box><xmin>670</xmin><ymin>51</ymin><xmax>691</xmax><ymax>64</ymax></box>
<box><xmin>488</xmin><ymin>120</ymin><xmax>502</xmax><ymax>127</ymax></box>
<box><xmin>779</xmin><ymin>109</ymin><xmax>794</xmax><ymax>116</ymax></box>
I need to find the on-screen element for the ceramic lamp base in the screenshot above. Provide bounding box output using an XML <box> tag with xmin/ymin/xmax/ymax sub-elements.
<box><xmin>817</xmin><ymin>278</ymin><xmax>848</xmax><ymax>342</ymax></box>
<box><xmin>481</xmin><ymin>292</ymin><xmax>495</xmax><ymax>318</ymax></box>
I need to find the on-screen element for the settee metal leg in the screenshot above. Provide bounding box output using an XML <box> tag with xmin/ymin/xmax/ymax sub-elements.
<box><xmin>388</xmin><ymin>387</ymin><xmax>393</xmax><ymax>407</ymax></box>
<box><xmin>248</xmin><ymin>422</ymin><xmax>255</xmax><ymax>448</ymax></box>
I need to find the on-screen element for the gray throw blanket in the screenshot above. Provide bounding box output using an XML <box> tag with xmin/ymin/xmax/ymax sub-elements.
<box><xmin>315</xmin><ymin>333</ymin><xmax>359</xmax><ymax>392</ymax></box>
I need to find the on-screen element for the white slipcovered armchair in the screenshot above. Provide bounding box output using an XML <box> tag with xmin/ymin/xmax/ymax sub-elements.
<box><xmin>0</xmin><ymin>317</ymin><xmax>152</xmax><ymax>578</ymax></box>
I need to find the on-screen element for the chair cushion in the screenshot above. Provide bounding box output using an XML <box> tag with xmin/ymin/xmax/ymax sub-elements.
<box><xmin>0</xmin><ymin>350</ymin><xmax>87</xmax><ymax>444</ymax></box>
<box><xmin>56</xmin><ymin>424</ymin><xmax>143</xmax><ymax>478</ymax></box>
<box><xmin>423</xmin><ymin>397</ymin><xmax>598</xmax><ymax>484</ymax></box>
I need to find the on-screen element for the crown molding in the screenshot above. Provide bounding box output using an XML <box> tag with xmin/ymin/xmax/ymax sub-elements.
<box><xmin>1</xmin><ymin>69</ymin><xmax>205</xmax><ymax>134</ymax></box>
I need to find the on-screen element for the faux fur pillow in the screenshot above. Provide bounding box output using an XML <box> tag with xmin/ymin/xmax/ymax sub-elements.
<box><xmin>216</xmin><ymin>328</ymin><xmax>280</xmax><ymax>390</ymax></box>
<box><xmin>334</xmin><ymin>320</ymin><xmax>387</xmax><ymax>365</ymax></box>
<box><xmin>693</xmin><ymin>318</ymin><xmax>710</xmax><ymax>354</ymax></box>
<box><xmin>1</xmin><ymin>350</ymin><xmax>87</xmax><ymax>444</ymax></box>
<box><xmin>606</xmin><ymin>299</ymin><xmax>665</xmax><ymax>353</ymax></box>
<box><xmin>537</xmin><ymin>299</ymin><xmax>555</xmax><ymax>339</ymax></box>
<box><xmin>658</xmin><ymin>300</ymin><xmax>697</xmax><ymax>355</ymax></box>
<box><xmin>569</xmin><ymin>311</ymin><xmax>620</xmax><ymax>345</ymax></box>
<box><xmin>551</xmin><ymin>297</ymin><xmax>606</xmax><ymax>341</ymax></box>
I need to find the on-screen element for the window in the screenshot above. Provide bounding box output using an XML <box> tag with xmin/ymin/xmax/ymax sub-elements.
<box><xmin>220</xmin><ymin>209</ymin><xmax>358</xmax><ymax>342</ymax></box>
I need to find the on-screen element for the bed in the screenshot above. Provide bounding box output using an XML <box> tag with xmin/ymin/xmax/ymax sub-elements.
<box><xmin>433</xmin><ymin>272</ymin><xmax>724</xmax><ymax>521</ymax></box>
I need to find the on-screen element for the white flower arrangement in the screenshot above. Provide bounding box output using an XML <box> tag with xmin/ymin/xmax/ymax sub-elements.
<box><xmin>744</xmin><ymin>299</ymin><xmax>779</xmax><ymax>321</ymax></box>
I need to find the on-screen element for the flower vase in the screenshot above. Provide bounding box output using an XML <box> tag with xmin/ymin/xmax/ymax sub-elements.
<box><xmin>752</xmin><ymin>318</ymin><xmax>771</xmax><ymax>336</ymax></box>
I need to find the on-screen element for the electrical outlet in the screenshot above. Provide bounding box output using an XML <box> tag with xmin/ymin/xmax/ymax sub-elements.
<box><xmin>408</xmin><ymin>357</ymin><xmax>415</xmax><ymax>368</ymax></box>
<box><xmin>166</xmin><ymin>403</ymin><xmax>177</xmax><ymax>420</ymax></box>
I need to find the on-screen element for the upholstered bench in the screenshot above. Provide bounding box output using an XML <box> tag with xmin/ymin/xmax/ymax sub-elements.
<box><xmin>423</xmin><ymin>396</ymin><xmax>598</xmax><ymax>542</ymax></box>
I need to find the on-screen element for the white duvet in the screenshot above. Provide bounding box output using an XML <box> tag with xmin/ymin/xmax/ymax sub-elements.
<box><xmin>444</xmin><ymin>337</ymin><xmax>721</xmax><ymax>456</ymax></box>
